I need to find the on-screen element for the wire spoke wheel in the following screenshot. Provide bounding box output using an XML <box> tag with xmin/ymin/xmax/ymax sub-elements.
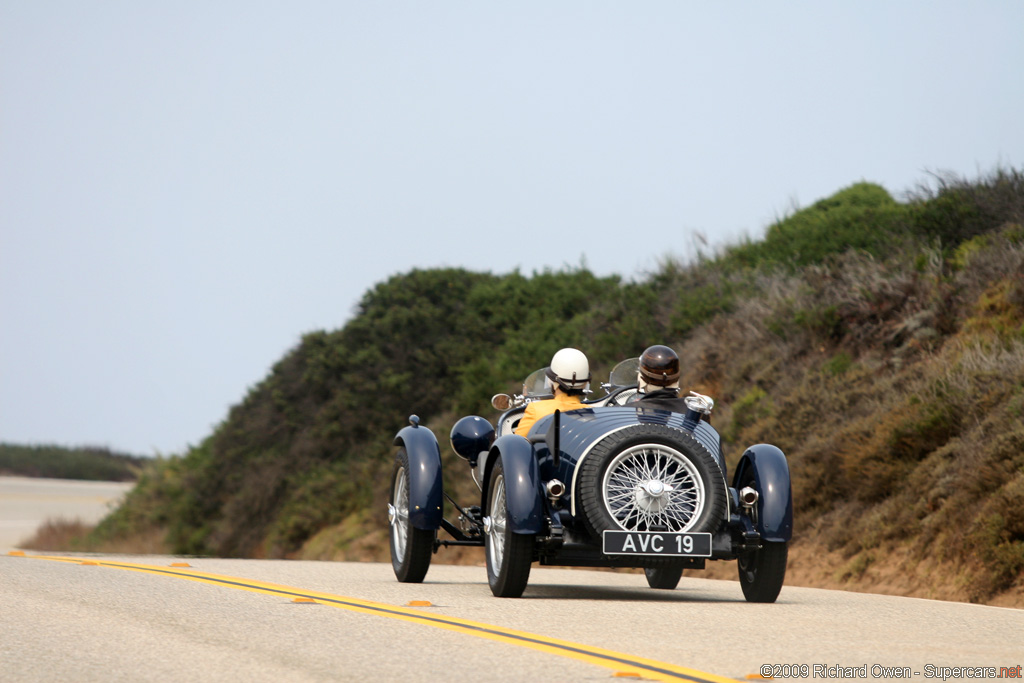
<box><xmin>388</xmin><ymin>448</ymin><xmax>434</xmax><ymax>583</ymax></box>
<box><xmin>602</xmin><ymin>443</ymin><xmax>706</xmax><ymax>532</ymax></box>
<box><xmin>485</xmin><ymin>460</ymin><xmax>534</xmax><ymax>598</ymax></box>
<box><xmin>390</xmin><ymin>468</ymin><xmax>410</xmax><ymax>556</ymax></box>
<box><xmin>577</xmin><ymin>424</ymin><xmax>727</xmax><ymax>577</ymax></box>
<box><xmin>487</xmin><ymin>474</ymin><xmax>508</xmax><ymax>572</ymax></box>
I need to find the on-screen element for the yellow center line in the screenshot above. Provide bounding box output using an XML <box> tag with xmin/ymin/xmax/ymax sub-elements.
<box><xmin>20</xmin><ymin>554</ymin><xmax>738</xmax><ymax>683</ymax></box>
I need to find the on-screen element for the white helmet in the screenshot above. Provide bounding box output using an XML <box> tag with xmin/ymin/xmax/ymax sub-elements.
<box><xmin>546</xmin><ymin>348</ymin><xmax>590</xmax><ymax>392</ymax></box>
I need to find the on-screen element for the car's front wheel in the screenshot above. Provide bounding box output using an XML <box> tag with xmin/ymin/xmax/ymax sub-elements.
<box><xmin>388</xmin><ymin>448</ymin><xmax>434</xmax><ymax>583</ymax></box>
<box><xmin>738</xmin><ymin>541</ymin><xmax>787</xmax><ymax>603</ymax></box>
<box><xmin>485</xmin><ymin>460</ymin><xmax>534</xmax><ymax>598</ymax></box>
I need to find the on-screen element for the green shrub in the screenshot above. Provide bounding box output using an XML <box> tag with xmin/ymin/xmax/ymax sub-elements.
<box><xmin>670</xmin><ymin>281</ymin><xmax>738</xmax><ymax>336</ymax></box>
<box><xmin>724</xmin><ymin>182</ymin><xmax>910</xmax><ymax>269</ymax></box>
<box><xmin>0</xmin><ymin>443</ymin><xmax>143</xmax><ymax>481</ymax></box>
<box><xmin>964</xmin><ymin>475</ymin><xmax>1024</xmax><ymax>601</ymax></box>
<box><xmin>823</xmin><ymin>352</ymin><xmax>853</xmax><ymax>376</ymax></box>
<box><xmin>907</xmin><ymin>168</ymin><xmax>1024</xmax><ymax>249</ymax></box>
<box><xmin>726</xmin><ymin>386</ymin><xmax>773</xmax><ymax>442</ymax></box>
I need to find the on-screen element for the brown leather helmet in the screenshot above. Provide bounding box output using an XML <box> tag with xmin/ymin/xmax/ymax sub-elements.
<box><xmin>639</xmin><ymin>345</ymin><xmax>681</xmax><ymax>387</ymax></box>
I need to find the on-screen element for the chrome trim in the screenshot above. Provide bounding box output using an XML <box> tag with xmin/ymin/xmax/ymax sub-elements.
<box><xmin>601</xmin><ymin>443</ymin><xmax>705</xmax><ymax>532</ymax></box>
<box><xmin>546</xmin><ymin>479</ymin><xmax>565</xmax><ymax>505</ymax></box>
<box><xmin>739</xmin><ymin>486</ymin><xmax>759</xmax><ymax>508</ymax></box>
<box><xmin>684</xmin><ymin>391</ymin><xmax>715</xmax><ymax>415</ymax></box>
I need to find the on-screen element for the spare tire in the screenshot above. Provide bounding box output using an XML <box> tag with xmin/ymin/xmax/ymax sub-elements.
<box><xmin>577</xmin><ymin>424</ymin><xmax>727</xmax><ymax>538</ymax></box>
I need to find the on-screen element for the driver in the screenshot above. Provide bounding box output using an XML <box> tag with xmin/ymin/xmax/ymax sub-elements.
<box><xmin>634</xmin><ymin>344</ymin><xmax>694</xmax><ymax>413</ymax></box>
<box><xmin>514</xmin><ymin>347</ymin><xmax>590</xmax><ymax>437</ymax></box>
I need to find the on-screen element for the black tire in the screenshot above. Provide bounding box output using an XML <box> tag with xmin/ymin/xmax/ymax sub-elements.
<box><xmin>738</xmin><ymin>541</ymin><xmax>788</xmax><ymax>603</ymax></box>
<box><xmin>485</xmin><ymin>460</ymin><xmax>534</xmax><ymax>598</ymax></box>
<box><xmin>644</xmin><ymin>567</ymin><xmax>683</xmax><ymax>590</ymax></box>
<box><xmin>388</xmin><ymin>448</ymin><xmax>435</xmax><ymax>583</ymax></box>
<box><xmin>577</xmin><ymin>424</ymin><xmax>727</xmax><ymax>540</ymax></box>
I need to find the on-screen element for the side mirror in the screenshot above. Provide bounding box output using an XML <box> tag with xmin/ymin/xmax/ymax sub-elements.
<box><xmin>491</xmin><ymin>394</ymin><xmax>513</xmax><ymax>411</ymax></box>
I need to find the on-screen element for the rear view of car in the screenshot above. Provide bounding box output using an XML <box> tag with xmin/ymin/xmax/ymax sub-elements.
<box><xmin>388</xmin><ymin>359</ymin><xmax>792</xmax><ymax>601</ymax></box>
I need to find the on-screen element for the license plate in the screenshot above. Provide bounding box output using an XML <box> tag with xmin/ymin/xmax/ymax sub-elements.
<box><xmin>602</xmin><ymin>530</ymin><xmax>712</xmax><ymax>557</ymax></box>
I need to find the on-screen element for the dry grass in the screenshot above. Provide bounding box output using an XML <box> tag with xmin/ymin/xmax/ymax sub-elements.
<box><xmin>19</xmin><ymin>517</ymin><xmax>94</xmax><ymax>552</ymax></box>
<box><xmin>20</xmin><ymin>517</ymin><xmax>170</xmax><ymax>555</ymax></box>
<box><xmin>677</xmin><ymin>233</ymin><xmax>1024</xmax><ymax>606</ymax></box>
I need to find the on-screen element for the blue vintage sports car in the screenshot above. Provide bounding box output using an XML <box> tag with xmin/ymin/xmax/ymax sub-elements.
<box><xmin>388</xmin><ymin>359</ymin><xmax>793</xmax><ymax>600</ymax></box>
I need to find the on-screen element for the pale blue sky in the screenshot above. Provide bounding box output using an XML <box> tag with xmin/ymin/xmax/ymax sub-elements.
<box><xmin>2</xmin><ymin>2</ymin><xmax>1022</xmax><ymax>455</ymax></box>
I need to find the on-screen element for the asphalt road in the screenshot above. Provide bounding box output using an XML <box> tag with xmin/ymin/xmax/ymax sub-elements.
<box><xmin>2</xmin><ymin>553</ymin><xmax>1022</xmax><ymax>682</ymax></box>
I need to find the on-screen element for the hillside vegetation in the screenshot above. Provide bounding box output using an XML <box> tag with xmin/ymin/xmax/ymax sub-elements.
<box><xmin>85</xmin><ymin>169</ymin><xmax>1024</xmax><ymax>605</ymax></box>
<box><xmin>0</xmin><ymin>443</ymin><xmax>143</xmax><ymax>482</ymax></box>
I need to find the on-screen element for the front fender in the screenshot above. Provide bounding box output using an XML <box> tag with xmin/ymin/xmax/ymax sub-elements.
<box><xmin>733</xmin><ymin>444</ymin><xmax>793</xmax><ymax>542</ymax></box>
<box><xmin>394</xmin><ymin>422</ymin><xmax>443</xmax><ymax>530</ymax></box>
<box><xmin>484</xmin><ymin>434</ymin><xmax>545</xmax><ymax>534</ymax></box>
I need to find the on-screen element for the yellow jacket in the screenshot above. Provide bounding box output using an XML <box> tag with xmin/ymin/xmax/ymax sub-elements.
<box><xmin>514</xmin><ymin>393</ymin><xmax>584</xmax><ymax>437</ymax></box>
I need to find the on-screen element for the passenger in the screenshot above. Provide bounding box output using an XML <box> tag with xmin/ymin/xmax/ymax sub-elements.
<box><xmin>634</xmin><ymin>344</ymin><xmax>697</xmax><ymax>414</ymax></box>
<box><xmin>514</xmin><ymin>348</ymin><xmax>590</xmax><ymax>437</ymax></box>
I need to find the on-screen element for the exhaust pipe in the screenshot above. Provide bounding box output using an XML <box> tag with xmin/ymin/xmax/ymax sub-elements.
<box><xmin>739</xmin><ymin>486</ymin><xmax>759</xmax><ymax>508</ymax></box>
<box><xmin>546</xmin><ymin>479</ymin><xmax>565</xmax><ymax>505</ymax></box>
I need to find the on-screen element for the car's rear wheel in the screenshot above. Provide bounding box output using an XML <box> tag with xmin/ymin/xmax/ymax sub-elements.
<box><xmin>485</xmin><ymin>460</ymin><xmax>534</xmax><ymax>598</ymax></box>
<box><xmin>735</xmin><ymin>463</ymin><xmax>788</xmax><ymax>603</ymax></box>
<box><xmin>738</xmin><ymin>541</ymin><xmax>787</xmax><ymax>602</ymax></box>
<box><xmin>578</xmin><ymin>424</ymin><xmax>727</xmax><ymax>541</ymax></box>
<box><xmin>388</xmin><ymin>448</ymin><xmax>434</xmax><ymax>583</ymax></box>
<box><xmin>644</xmin><ymin>567</ymin><xmax>683</xmax><ymax>590</ymax></box>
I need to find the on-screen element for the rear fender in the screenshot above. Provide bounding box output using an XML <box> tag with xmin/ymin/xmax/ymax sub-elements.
<box><xmin>482</xmin><ymin>434</ymin><xmax>545</xmax><ymax>534</ymax></box>
<box><xmin>733</xmin><ymin>444</ymin><xmax>793</xmax><ymax>542</ymax></box>
<box><xmin>394</xmin><ymin>421</ymin><xmax>443</xmax><ymax>530</ymax></box>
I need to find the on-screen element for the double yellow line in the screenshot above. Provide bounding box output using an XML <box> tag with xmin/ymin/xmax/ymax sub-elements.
<box><xmin>15</xmin><ymin>553</ymin><xmax>737</xmax><ymax>683</ymax></box>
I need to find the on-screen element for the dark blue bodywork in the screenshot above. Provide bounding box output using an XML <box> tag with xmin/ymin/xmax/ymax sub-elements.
<box><xmin>733</xmin><ymin>444</ymin><xmax>793</xmax><ymax>542</ymax></box>
<box><xmin>393</xmin><ymin>421</ymin><xmax>444</xmax><ymax>530</ymax></box>
<box><xmin>523</xmin><ymin>405</ymin><xmax>726</xmax><ymax>488</ymax></box>
<box><xmin>396</xmin><ymin>399</ymin><xmax>793</xmax><ymax>562</ymax></box>
<box><xmin>484</xmin><ymin>434</ymin><xmax>546</xmax><ymax>534</ymax></box>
